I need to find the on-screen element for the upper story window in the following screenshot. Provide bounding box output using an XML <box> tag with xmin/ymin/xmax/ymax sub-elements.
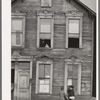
<box><xmin>66</xmin><ymin>11</ymin><xmax>83</xmax><ymax>48</ymax></box>
<box><xmin>41</xmin><ymin>0</ymin><xmax>52</xmax><ymax>7</ymax></box>
<box><xmin>37</xmin><ymin>13</ymin><xmax>54</xmax><ymax>49</ymax></box>
<box><xmin>11</xmin><ymin>13</ymin><xmax>25</xmax><ymax>47</ymax></box>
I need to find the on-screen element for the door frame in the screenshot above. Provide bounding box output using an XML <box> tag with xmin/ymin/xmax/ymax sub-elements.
<box><xmin>12</xmin><ymin>56</ymin><xmax>33</xmax><ymax>100</ymax></box>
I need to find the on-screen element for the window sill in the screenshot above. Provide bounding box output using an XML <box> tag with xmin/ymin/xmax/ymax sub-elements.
<box><xmin>65</xmin><ymin>48</ymin><xmax>83</xmax><ymax>50</ymax></box>
<box><xmin>11</xmin><ymin>46</ymin><xmax>24</xmax><ymax>49</ymax></box>
<box><xmin>36</xmin><ymin>93</ymin><xmax>51</xmax><ymax>96</ymax></box>
<box><xmin>37</xmin><ymin>47</ymin><xmax>52</xmax><ymax>50</ymax></box>
<box><xmin>41</xmin><ymin>6</ymin><xmax>51</xmax><ymax>8</ymax></box>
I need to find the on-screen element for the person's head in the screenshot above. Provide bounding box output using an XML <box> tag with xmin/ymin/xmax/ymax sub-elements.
<box><xmin>61</xmin><ymin>86</ymin><xmax>64</xmax><ymax>90</ymax></box>
<box><xmin>68</xmin><ymin>85</ymin><xmax>74</xmax><ymax>90</ymax></box>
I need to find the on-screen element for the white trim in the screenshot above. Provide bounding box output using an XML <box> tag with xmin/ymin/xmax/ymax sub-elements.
<box><xmin>78</xmin><ymin>64</ymin><xmax>81</xmax><ymax>94</ymax></box>
<box><xmin>36</xmin><ymin>61</ymin><xmax>53</xmax><ymax>94</ymax></box>
<box><xmin>36</xmin><ymin>62</ymin><xmax>39</xmax><ymax>94</ymax></box>
<box><xmin>64</xmin><ymin>64</ymin><xmax>68</xmax><ymax>94</ymax></box>
<box><xmin>64</xmin><ymin>59</ymin><xmax>82</xmax><ymax>95</ymax></box>
<box><xmin>37</xmin><ymin>14</ymin><xmax>54</xmax><ymax>48</ymax></box>
<box><xmin>14</xmin><ymin>64</ymin><xmax>18</xmax><ymax>100</ymax></box>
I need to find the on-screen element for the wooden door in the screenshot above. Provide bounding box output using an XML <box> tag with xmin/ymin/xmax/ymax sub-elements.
<box><xmin>17</xmin><ymin>70</ymin><xmax>30</xmax><ymax>100</ymax></box>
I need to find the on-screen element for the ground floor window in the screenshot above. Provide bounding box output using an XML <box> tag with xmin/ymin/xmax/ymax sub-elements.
<box><xmin>65</xmin><ymin>59</ymin><xmax>81</xmax><ymax>95</ymax></box>
<box><xmin>36</xmin><ymin>61</ymin><xmax>53</xmax><ymax>94</ymax></box>
<box><xmin>67</xmin><ymin>64</ymin><xmax>80</xmax><ymax>94</ymax></box>
<box><xmin>11</xmin><ymin>69</ymin><xmax>15</xmax><ymax>84</ymax></box>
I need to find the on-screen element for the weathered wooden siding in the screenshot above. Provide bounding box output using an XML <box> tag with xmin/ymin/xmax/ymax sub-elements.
<box><xmin>12</xmin><ymin>0</ymin><xmax>93</xmax><ymax>97</ymax></box>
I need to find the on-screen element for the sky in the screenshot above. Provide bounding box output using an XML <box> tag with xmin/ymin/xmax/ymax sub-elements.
<box><xmin>80</xmin><ymin>0</ymin><xmax>96</xmax><ymax>12</ymax></box>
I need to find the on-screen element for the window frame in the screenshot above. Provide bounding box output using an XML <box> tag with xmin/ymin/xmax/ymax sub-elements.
<box><xmin>66</xmin><ymin>12</ymin><xmax>83</xmax><ymax>48</ymax></box>
<box><xmin>36</xmin><ymin>61</ymin><xmax>53</xmax><ymax>94</ymax></box>
<box><xmin>37</xmin><ymin>13</ymin><xmax>54</xmax><ymax>49</ymax></box>
<box><xmin>64</xmin><ymin>59</ymin><xmax>82</xmax><ymax>95</ymax></box>
<box><xmin>11</xmin><ymin>13</ymin><xmax>26</xmax><ymax>47</ymax></box>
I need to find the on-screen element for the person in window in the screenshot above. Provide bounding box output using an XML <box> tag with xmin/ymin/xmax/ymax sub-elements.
<box><xmin>67</xmin><ymin>85</ymin><xmax>75</xmax><ymax>100</ymax></box>
<box><xmin>59</xmin><ymin>86</ymin><xmax>66</xmax><ymax>100</ymax></box>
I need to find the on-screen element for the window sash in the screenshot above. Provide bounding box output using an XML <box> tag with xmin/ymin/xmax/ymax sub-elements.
<box><xmin>39</xmin><ymin>79</ymin><xmax>50</xmax><ymax>93</ymax></box>
<box><xmin>68</xmin><ymin>33</ymin><xmax>79</xmax><ymax>38</ymax></box>
<box><xmin>40</xmin><ymin>33</ymin><xmax>51</xmax><ymax>39</ymax></box>
<box><xmin>69</xmin><ymin>19</ymin><xmax>80</xmax><ymax>33</ymax></box>
<box><xmin>40</xmin><ymin>18</ymin><xmax>51</xmax><ymax>33</ymax></box>
<box><xmin>39</xmin><ymin>64</ymin><xmax>51</xmax><ymax>79</ymax></box>
<box><xmin>11</xmin><ymin>32</ymin><xmax>23</xmax><ymax>46</ymax></box>
<box><xmin>12</xmin><ymin>19</ymin><xmax>23</xmax><ymax>32</ymax></box>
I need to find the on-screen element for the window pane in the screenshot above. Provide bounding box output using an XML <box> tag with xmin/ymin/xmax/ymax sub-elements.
<box><xmin>45</xmin><ymin>64</ymin><xmax>51</xmax><ymax>78</ymax></box>
<box><xmin>68</xmin><ymin>65</ymin><xmax>73</xmax><ymax>71</ymax></box>
<box><xmin>11</xmin><ymin>69</ymin><xmax>15</xmax><ymax>83</ymax></box>
<box><xmin>11</xmin><ymin>33</ymin><xmax>22</xmax><ymax>46</ymax></box>
<box><xmin>68</xmin><ymin>38</ymin><xmax>79</xmax><ymax>48</ymax></box>
<box><xmin>72</xmin><ymin>79</ymin><xmax>77</xmax><ymax>93</ymax></box>
<box><xmin>39</xmin><ymin>85</ymin><xmax>50</xmax><ymax>93</ymax></box>
<box><xmin>68</xmin><ymin>71</ymin><xmax>73</xmax><ymax>78</ymax></box>
<box><xmin>16</xmin><ymin>33</ymin><xmax>21</xmax><ymax>45</ymax></box>
<box><xmin>39</xmin><ymin>64</ymin><xmax>45</xmax><ymax>78</ymax></box>
<box><xmin>68</xmin><ymin>79</ymin><xmax>72</xmax><ymax>86</ymax></box>
<box><xmin>40</xmin><ymin>19</ymin><xmax>51</xmax><ymax>33</ymax></box>
<box><xmin>44</xmin><ymin>79</ymin><xmax>50</xmax><ymax>84</ymax></box>
<box><xmin>39</xmin><ymin>79</ymin><xmax>50</xmax><ymax>85</ymax></box>
<box><xmin>11</xmin><ymin>33</ymin><xmax>16</xmax><ymax>46</ymax></box>
<box><xmin>73</xmin><ymin>65</ymin><xmax>78</xmax><ymax>78</ymax></box>
<box><xmin>12</xmin><ymin>19</ymin><xmax>23</xmax><ymax>32</ymax></box>
<box><xmin>69</xmin><ymin>20</ymin><xmax>79</xmax><ymax>33</ymax></box>
<box><xmin>40</xmin><ymin>39</ymin><xmax>51</xmax><ymax>48</ymax></box>
<box><xmin>40</xmin><ymin>80</ymin><xmax>45</xmax><ymax>84</ymax></box>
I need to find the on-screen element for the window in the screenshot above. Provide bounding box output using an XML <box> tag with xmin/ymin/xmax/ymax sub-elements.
<box><xmin>64</xmin><ymin>59</ymin><xmax>81</xmax><ymax>95</ymax></box>
<box><xmin>11</xmin><ymin>69</ymin><xmax>15</xmax><ymax>84</ymax></box>
<box><xmin>11</xmin><ymin>14</ymin><xmax>25</xmax><ymax>47</ymax></box>
<box><xmin>67</xmin><ymin>64</ymin><xmax>80</xmax><ymax>94</ymax></box>
<box><xmin>36</xmin><ymin>61</ymin><xmax>53</xmax><ymax>94</ymax></box>
<box><xmin>11</xmin><ymin>62</ymin><xmax>15</xmax><ymax>92</ymax></box>
<box><xmin>66</xmin><ymin>12</ymin><xmax>83</xmax><ymax>48</ymax></box>
<box><xmin>37</xmin><ymin>14</ymin><xmax>54</xmax><ymax>48</ymax></box>
<box><xmin>41</xmin><ymin>0</ymin><xmax>52</xmax><ymax>7</ymax></box>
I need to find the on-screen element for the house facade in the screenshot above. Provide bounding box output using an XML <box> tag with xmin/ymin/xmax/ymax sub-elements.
<box><xmin>11</xmin><ymin>0</ymin><xmax>96</xmax><ymax>100</ymax></box>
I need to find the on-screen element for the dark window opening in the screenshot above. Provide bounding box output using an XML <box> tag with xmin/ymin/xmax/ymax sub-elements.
<box><xmin>11</xmin><ymin>69</ymin><xmax>15</xmax><ymax>83</ymax></box>
<box><xmin>40</xmin><ymin>39</ymin><xmax>51</xmax><ymax>48</ymax></box>
<box><xmin>68</xmin><ymin>38</ymin><xmax>79</xmax><ymax>48</ymax></box>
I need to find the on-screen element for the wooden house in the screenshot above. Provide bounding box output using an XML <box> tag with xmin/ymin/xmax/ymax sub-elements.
<box><xmin>11</xmin><ymin>0</ymin><xmax>96</xmax><ymax>100</ymax></box>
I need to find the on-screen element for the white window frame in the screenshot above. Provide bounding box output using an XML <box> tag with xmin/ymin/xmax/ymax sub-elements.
<box><xmin>36</xmin><ymin>61</ymin><xmax>53</xmax><ymax>94</ymax></box>
<box><xmin>64</xmin><ymin>59</ymin><xmax>82</xmax><ymax>95</ymax></box>
<box><xmin>66</xmin><ymin>12</ymin><xmax>83</xmax><ymax>48</ymax></box>
<box><xmin>11</xmin><ymin>13</ymin><xmax>26</xmax><ymax>47</ymax></box>
<box><xmin>41</xmin><ymin>0</ymin><xmax>52</xmax><ymax>7</ymax></box>
<box><xmin>37</xmin><ymin>13</ymin><xmax>54</xmax><ymax>49</ymax></box>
